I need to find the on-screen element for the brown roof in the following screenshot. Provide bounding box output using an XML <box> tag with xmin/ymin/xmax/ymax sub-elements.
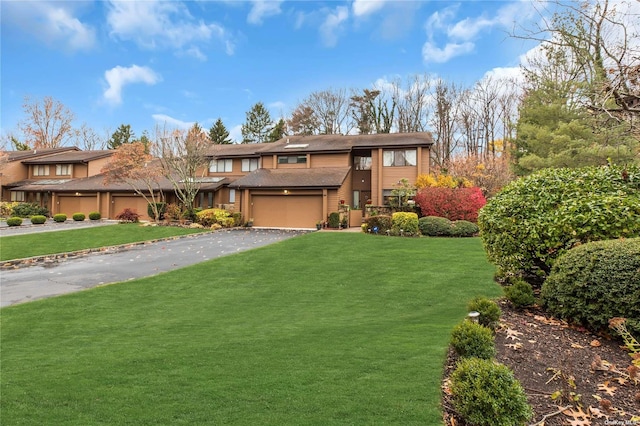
<box><xmin>229</xmin><ymin>167</ymin><xmax>350</xmax><ymax>189</ymax></box>
<box><xmin>4</xmin><ymin>147</ymin><xmax>80</xmax><ymax>162</ymax></box>
<box><xmin>21</xmin><ymin>150</ymin><xmax>113</xmax><ymax>164</ymax></box>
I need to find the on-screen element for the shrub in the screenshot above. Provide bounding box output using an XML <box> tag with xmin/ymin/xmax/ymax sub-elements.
<box><xmin>450</xmin><ymin>358</ymin><xmax>532</xmax><ymax>426</ymax></box>
<box><xmin>363</xmin><ymin>215</ymin><xmax>392</xmax><ymax>234</ymax></box>
<box><xmin>467</xmin><ymin>297</ymin><xmax>501</xmax><ymax>329</ymax></box>
<box><xmin>6</xmin><ymin>217</ymin><xmax>23</xmax><ymax>226</ymax></box>
<box><xmin>450</xmin><ymin>321</ymin><xmax>496</xmax><ymax>360</ymax></box>
<box><xmin>478</xmin><ymin>165</ymin><xmax>640</xmax><ymax>283</ymax></box>
<box><xmin>328</xmin><ymin>212</ymin><xmax>340</xmax><ymax>228</ymax></box>
<box><xmin>232</xmin><ymin>212</ymin><xmax>243</xmax><ymax>227</ymax></box>
<box><xmin>12</xmin><ymin>202</ymin><xmax>49</xmax><ymax>218</ymax></box>
<box><xmin>451</xmin><ymin>220</ymin><xmax>479</xmax><ymax>237</ymax></box>
<box><xmin>504</xmin><ymin>279</ymin><xmax>535</xmax><ymax>309</ymax></box>
<box><xmin>196</xmin><ymin>208</ymin><xmax>234</xmax><ymax>228</ymax></box>
<box><xmin>72</xmin><ymin>213</ymin><xmax>86</xmax><ymax>221</ymax></box>
<box><xmin>88</xmin><ymin>211</ymin><xmax>101</xmax><ymax>221</ymax></box>
<box><xmin>53</xmin><ymin>214</ymin><xmax>67</xmax><ymax>223</ymax></box>
<box><xmin>147</xmin><ymin>203</ymin><xmax>166</xmax><ymax>221</ymax></box>
<box><xmin>418</xmin><ymin>216</ymin><xmax>452</xmax><ymax>236</ymax></box>
<box><xmin>391</xmin><ymin>212</ymin><xmax>419</xmax><ymax>236</ymax></box>
<box><xmin>414</xmin><ymin>186</ymin><xmax>486</xmax><ymax>222</ymax></box>
<box><xmin>541</xmin><ymin>238</ymin><xmax>640</xmax><ymax>338</ymax></box>
<box><xmin>0</xmin><ymin>201</ymin><xmax>20</xmax><ymax>217</ymax></box>
<box><xmin>30</xmin><ymin>215</ymin><xmax>47</xmax><ymax>224</ymax></box>
<box><xmin>115</xmin><ymin>208</ymin><xmax>140</xmax><ymax>223</ymax></box>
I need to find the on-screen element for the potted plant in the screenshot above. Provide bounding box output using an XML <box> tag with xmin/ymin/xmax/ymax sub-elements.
<box><xmin>316</xmin><ymin>220</ymin><xmax>323</xmax><ymax>230</ymax></box>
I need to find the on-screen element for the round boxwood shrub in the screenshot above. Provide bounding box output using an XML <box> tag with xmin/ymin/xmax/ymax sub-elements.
<box><xmin>541</xmin><ymin>238</ymin><xmax>640</xmax><ymax>338</ymax></box>
<box><xmin>467</xmin><ymin>296</ymin><xmax>501</xmax><ymax>329</ymax></box>
<box><xmin>6</xmin><ymin>217</ymin><xmax>23</xmax><ymax>226</ymax></box>
<box><xmin>478</xmin><ymin>165</ymin><xmax>640</xmax><ymax>284</ymax></box>
<box><xmin>450</xmin><ymin>358</ymin><xmax>532</xmax><ymax>426</ymax></box>
<box><xmin>72</xmin><ymin>213</ymin><xmax>86</xmax><ymax>221</ymax></box>
<box><xmin>328</xmin><ymin>212</ymin><xmax>340</xmax><ymax>228</ymax></box>
<box><xmin>450</xmin><ymin>321</ymin><xmax>496</xmax><ymax>360</ymax></box>
<box><xmin>504</xmin><ymin>279</ymin><xmax>536</xmax><ymax>309</ymax></box>
<box><xmin>451</xmin><ymin>220</ymin><xmax>479</xmax><ymax>237</ymax></box>
<box><xmin>418</xmin><ymin>216</ymin><xmax>452</xmax><ymax>236</ymax></box>
<box><xmin>88</xmin><ymin>211</ymin><xmax>101</xmax><ymax>221</ymax></box>
<box><xmin>30</xmin><ymin>215</ymin><xmax>47</xmax><ymax>224</ymax></box>
<box><xmin>53</xmin><ymin>214</ymin><xmax>67</xmax><ymax>222</ymax></box>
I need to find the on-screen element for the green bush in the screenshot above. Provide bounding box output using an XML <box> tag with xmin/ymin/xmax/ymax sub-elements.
<box><xmin>418</xmin><ymin>216</ymin><xmax>452</xmax><ymax>236</ymax></box>
<box><xmin>12</xmin><ymin>202</ymin><xmax>49</xmax><ymax>218</ymax></box>
<box><xmin>72</xmin><ymin>213</ymin><xmax>86</xmax><ymax>221</ymax></box>
<box><xmin>1</xmin><ymin>201</ymin><xmax>20</xmax><ymax>217</ymax></box>
<box><xmin>53</xmin><ymin>214</ymin><xmax>67</xmax><ymax>223</ymax></box>
<box><xmin>478</xmin><ymin>165</ymin><xmax>640</xmax><ymax>284</ymax></box>
<box><xmin>504</xmin><ymin>279</ymin><xmax>536</xmax><ymax>309</ymax></box>
<box><xmin>451</xmin><ymin>220</ymin><xmax>479</xmax><ymax>237</ymax></box>
<box><xmin>6</xmin><ymin>217</ymin><xmax>23</xmax><ymax>226</ymax></box>
<box><xmin>467</xmin><ymin>297</ymin><xmax>501</xmax><ymax>329</ymax></box>
<box><xmin>450</xmin><ymin>321</ymin><xmax>496</xmax><ymax>360</ymax></box>
<box><xmin>147</xmin><ymin>203</ymin><xmax>166</xmax><ymax>221</ymax></box>
<box><xmin>328</xmin><ymin>212</ymin><xmax>340</xmax><ymax>228</ymax></box>
<box><xmin>541</xmin><ymin>238</ymin><xmax>640</xmax><ymax>338</ymax></box>
<box><xmin>196</xmin><ymin>208</ymin><xmax>234</xmax><ymax>228</ymax></box>
<box><xmin>88</xmin><ymin>211</ymin><xmax>101</xmax><ymax>221</ymax></box>
<box><xmin>363</xmin><ymin>215</ymin><xmax>392</xmax><ymax>234</ymax></box>
<box><xmin>232</xmin><ymin>212</ymin><xmax>243</xmax><ymax>227</ymax></box>
<box><xmin>450</xmin><ymin>358</ymin><xmax>532</xmax><ymax>426</ymax></box>
<box><xmin>391</xmin><ymin>212</ymin><xmax>419</xmax><ymax>236</ymax></box>
<box><xmin>30</xmin><ymin>215</ymin><xmax>47</xmax><ymax>224</ymax></box>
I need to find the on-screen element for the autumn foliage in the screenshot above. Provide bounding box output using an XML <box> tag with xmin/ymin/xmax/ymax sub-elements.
<box><xmin>414</xmin><ymin>187</ymin><xmax>486</xmax><ymax>222</ymax></box>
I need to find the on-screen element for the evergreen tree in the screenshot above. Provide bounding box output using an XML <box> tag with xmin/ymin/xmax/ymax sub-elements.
<box><xmin>209</xmin><ymin>118</ymin><xmax>233</xmax><ymax>144</ymax></box>
<box><xmin>268</xmin><ymin>118</ymin><xmax>286</xmax><ymax>142</ymax></box>
<box><xmin>108</xmin><ymin>124</ymin><xmax>135</xmax><ymax>150</ymax></box>
<box><xmin>241</xmin><ymin>102</ymin><xmax>273</xmax><ymax>144</ymax></box>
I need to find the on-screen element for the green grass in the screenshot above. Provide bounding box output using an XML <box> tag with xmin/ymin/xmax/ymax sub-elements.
<box><xmin>0</xmin><ymin>233</ymin><xmax>500</xmax><ymax>425</ymax></box>
<box><xmin>0</xmin><ymin>224</ymin><xmax>209</xmax><ymax>261</ymax></box>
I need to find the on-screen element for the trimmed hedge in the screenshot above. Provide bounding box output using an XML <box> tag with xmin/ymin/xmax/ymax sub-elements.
<box><xmin>504</xmin><ymin>279</ymin><xmax>535</xmax><ymax>309</ymax></box>
<box><xmin>12</xmin><ymin>202</ymin><xmax>48</xmax><ymax>218</ymax></box>
<box><xmin>418</xmin><ymin>216</ymin><xmax>451</xmax><ymax>236</ymax></box>
<box><xmin>451</xmin><ymin>220</ymin><xmax>479</xmax><ymax>237</ymax></box>
<box><xmin>30</xmin><ymin>215</ymin><xmax>47</xmax><ymax>224</ymax></box>
<box><xmin>391</xmin><ymin>212</ymin><xmax>419</xmax><ymax>236</ymax></box>
<box><xmin>72</xmin><ymin>213</ymin><xmax>86</xmax><ymax>221</ymax></box>
<box><xmin>88</xmin><ymin>211</ymin><xmax>101</xmax><ymax>220</ymax></box>
<box><xmin>53</xmin><ymin>214</ymin><xmax>67</xmax><ymax>223</ymax></box>
<box><xmin>541</xmin><ymin>238</ymin><xmax>640</xmax><ymax>338</ymax></box>
<box><xmin>196</xmin><ymin>208</ymin><xmax>234</xmax><ymax>228</ymax></box>
<box><xmin>467</xmin><ymin>297</ymin><xmax>501</xmax><ymax>329</ymax></box>
<box><xmin>450</xmin><ymin>321</ymin><xmax>496</xmax><ymax>360</ymax></box>
<box><xmin>6</xmin><ymin>217</ymin><xmax>23</xmax><ymax>226</ymax></box>
<box><xmin>478</xmin><ymin>165</ymin><xmax>640</xmax><ymax>282</ymax></box>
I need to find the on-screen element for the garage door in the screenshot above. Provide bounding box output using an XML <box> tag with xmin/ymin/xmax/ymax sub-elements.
<box><xmin>112</xmin><ymin>196</ymin><xmax>150</xmax><ymax>221</ymax></box>
<box><xmin>252</xmin><ymin>195</ymin><xmax>322</xmax><ymax>228</ymax></box>
<box><xmin>58</xmin><ymin>196</ymin><xmax>98</xmax><ymax>217</ymax></box>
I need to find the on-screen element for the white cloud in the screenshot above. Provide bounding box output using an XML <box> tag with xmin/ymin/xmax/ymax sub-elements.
<box><xmin>104</xmin><ymin>65</ymin><xmax>162</xmax><ymax>105</ymax></box>
<box><xmin>320</xmin><ymin>6</ymin><xmax>349</xmax><ymax>47</ymax></box>
<box><xmin>269</xmin><ymin>101</ymin><xmax>286</xmax><ymax>111</ymax></box>
<box><xmin>2</xmin><ymin>1</ymin><xmax>96</xmax><ymax>52</ymax></box>
<box><xmin>229</xmin><ymin>124</ymin><xmax>243</xmax><ymax>143</ymax></box>
<box><xmin>152</xmin><ymin>114</ymin><xmax>194</xmax><ymax>130</ymax></box>
<box><xmin>422</xmin><ymin>41</ymin><xmax>474</xmax><ymax>63</ymax></box>
<box><xmin>352</xmin><ymin>0</ymin><xmax>386</xmax><ymax>17</ymax></box>
<box><xmin>247</xmin><ymin>0</ymin><xmax>283</xmax><ymax>25</ymax></box>
<box><xmin>106</xmin><ymin>0</ymin><xmax>234</xmax><ymax>56</ymax></box>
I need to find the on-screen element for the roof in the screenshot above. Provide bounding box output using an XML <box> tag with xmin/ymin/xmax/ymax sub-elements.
<box><xmin>206</xmin><ymin>132</ymin><xmax>433</xmax><ymax>158</ymax></box>
<box><xmin>4</xmin><ymin>147</ymin><xmax>80</xmax><ymax>162</ymax></box>
<box><xmin>229</xmin><ymin>167</ymin><xmax>350</xmax><ymax>189</ymax></box>
<box><xmin>21</xmin><ymin>150</ymin><xmax>113</xmax><ymax>164</ymax></box>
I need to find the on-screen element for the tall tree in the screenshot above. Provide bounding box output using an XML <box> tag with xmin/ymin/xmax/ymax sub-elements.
<box><xmin>268</xmin><ymin>118</ymin><xmax>287</xmax><ymax>142</ymax></box>
<box><xmin>73</xmin><ymin>123</ymin><xmax>107</xmax><ymax>150</ymax></box>
<box><xmin>209</xmin><ymin>118</ymin><xmax>233</xmax><ymax>144</ymax></box>
<box><xmin>302</xmin><ymin>88</ymin><xmax>353</xmax><ymax>135</ymax></box>
<box><xmin>108</xmin><ymin>124</ymin><xmax>136</xmax><ymax>150</ymax></box>
<box><xmin>287</xmin><ymin>105</ymin><xmax>319</xmax><ymax>135</ymax></box>
<box><xmin>19</xmin><ymin>96</ymin><xmax>75</xmax><ymax>148</ymax></box>
<box><xmin>392</xmin><ymin>74</ymin><xmax>432</xmax><ymax>133</ymax></box>
<box><xmin>241</xmin><ymin>102</ymin><xmax>273</xmax><ymax>144</ymax></box>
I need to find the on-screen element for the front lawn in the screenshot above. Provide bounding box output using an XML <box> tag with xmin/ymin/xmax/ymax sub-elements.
<box><xmin>0</xmin><ymin>233</ymin><xmax>500</xmax><ymax>425</ymax></box>
<box><xmin>0</xmin><ymin>223</ymin><xmax>209</xmax><ymax>261</ymax></box>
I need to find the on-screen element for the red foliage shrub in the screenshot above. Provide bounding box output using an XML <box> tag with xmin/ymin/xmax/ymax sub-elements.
<box><xmin>115</xmin><ymin>208</ymin><xmax>141</xmax><ymax>223</ymax></box>
<box><xmin>415</xmin><ymin>187</ymin><xmax>486</xmax><ymax>222</ymax></box>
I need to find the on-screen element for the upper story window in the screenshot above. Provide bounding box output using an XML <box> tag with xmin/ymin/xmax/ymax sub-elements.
<box><xmin>354</xmin><ymin>156</ymin><xmax>372</xmax><ymax>170</ymax></box>
<box><xmin>56</xmin><ymin>164</ymin><xmax>71</xmax><ymax>176</ymax></box>
<box><xmin>383</xmin><ymin>149</ymin><xmax>417</xmax><ymax>167</ymax></box>
<box><xmin>241</xmin><ymin>158</ymin><xmax>259</xmax><ymax>172</ymax></box>
<box><xmin>33</xmin><ymin>165</ymin><xmax>50</xmax><ymax>176</ymax></box>
<box><xmin>209</xmin><ymin>159</ymin><xmax>233</xmax><ymax>173</ymax></box>
<box><xmin>278</xmin><ymin>155</ymin><xmax>307</xmax><ymax>164</ymax></box>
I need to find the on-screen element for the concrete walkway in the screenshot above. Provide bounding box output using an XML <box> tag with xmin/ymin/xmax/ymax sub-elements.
<box><xmin>0</xmin><ymin>228</ymin><xmax>305</xmax><ymax>307</ymax></box>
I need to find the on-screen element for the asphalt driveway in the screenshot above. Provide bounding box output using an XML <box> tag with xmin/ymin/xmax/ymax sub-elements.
<box><xmin>0</xmin><ymin>228</ymin><xmax>305</xmax><ymax>307</ymax></box>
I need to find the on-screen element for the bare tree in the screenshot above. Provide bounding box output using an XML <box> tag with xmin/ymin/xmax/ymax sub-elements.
<box><xmin>73</xmin><ymin>123</ymin><xmax>107</xmax><ymax>150</ymax></box>
<box><xmin>287</xmin><ymin>105</ymin><xmax>320</xmax><ymax>135</ymax></box>
<box><xmin>391</xmin><ymin>74</ymin><xmax>433</xmax><ymax>133</ymax></box>
<box><xmin>19</xmin><ymin>96</ymin><xmax>75</xmax><ymax>148</ymax></box>
<box><xmin>430</xmin><ymin>80</ymin><xmax>463</xmax><ymax>165</ymax></box>
<box><xmin>303</xmin><ymin>88</ymin><xmax>353</xmax><ymax>135</ymax></box>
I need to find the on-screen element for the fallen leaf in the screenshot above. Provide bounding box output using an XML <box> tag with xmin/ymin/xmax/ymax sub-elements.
<box><xmin>506</xmin><ymin>342</ymin><xmax>523</xmax><ymax>350</ymax></box>
<box><xmin>571</xmin><ymin>342</ymin><xmax>585</xmax><ymax>349</ymax></box>
<box><xmin>597</xmin><ymin>381</ymin><xmax>617</xmax><ymax>396</ymax></box>
<box><xmin>590</xmin><ymin>339</ymin><xmax>601</xmax><ymax>347</ymax></box>
<box><xmin>588</xmin><ymin>406</ymin><xmax>607</xmax><ymax>418</ymax></box>
<box><xmin>612</xmin><ymin>377</ymin><xmax>627</xmax><ymax>385</ymax></box>
<box><xmin>506</xmin><ymin>328</ymin><xmax>523</xmax><ymax>340</ymax></box>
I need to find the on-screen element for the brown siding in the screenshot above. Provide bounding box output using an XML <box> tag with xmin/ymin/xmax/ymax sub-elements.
<box><xmin>381</xmin><ymin>166</ymin><xmax>417</xmax><ymax>189</ymax></box>
<box><xmin>310</xmin><ymin>152</ymin><xmax>349</xmax><ymax>168</ymax></box>
<box><xmin>73</xmin><ymin>164</ymin><xmax>88</xmax><ymax>178</ymax></box>
<box><xmin>87</xmin><ymin>157</ymin><xmax>112</xmax><ymax>176</ymax></box>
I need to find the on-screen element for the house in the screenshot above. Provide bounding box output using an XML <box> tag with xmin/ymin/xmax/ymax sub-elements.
<box><xmin>1</xmin><ymin>132</ymin><xmax>433</xmax><ymax>227</ymax></box>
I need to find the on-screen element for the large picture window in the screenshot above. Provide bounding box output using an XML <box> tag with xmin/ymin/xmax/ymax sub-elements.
<box><xmin>241</xmin><ymin>158</ymin><xmax>259</xmax><ymax>172</ymax></box>
<box><xmin>33</xmin><ymin>165</ymin><xmax>50</xmax><ymax>176</ymax></box>
<box><xmin>383</xmin><ymin>149</ymin><xmax>416</xmax><ymax>167</ymax></box>
<box><xmin>209</xmin><ymin>159</ymin><xmax>233</xmax><ymax>173</ymax></box>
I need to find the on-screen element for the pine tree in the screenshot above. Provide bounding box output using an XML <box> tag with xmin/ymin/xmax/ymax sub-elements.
<box><xmin>241</xmin><ymin>102</ymin><xmax>273</xmax><ymax>144</ymax></box>
<box><xmin>209</xmin><ymin>118</ymin><xmax>232</xmax><ymax>144</ymax></box>
<box><xmin>268</xmin><ymin>118</ymin><xmax>286</xmax><ymax>142</ymax></box>
<box><xmin>108</xmin><ymin>124</ymin><xmax>135</xmax><ymax>150</ymax></box>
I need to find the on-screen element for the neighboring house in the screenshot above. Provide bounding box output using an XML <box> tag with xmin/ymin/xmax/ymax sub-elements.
<box><xmin>0</xmin><ymin>133</ymin><xmax>433</xmax><ymax>227</ymax></box>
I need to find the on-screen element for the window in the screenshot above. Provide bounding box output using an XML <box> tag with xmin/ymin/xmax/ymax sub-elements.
<box><xmin>10</xmin><ymin>191</ymin><xmax>25</xmax><ymax>202</ymax></box>
<box><xmin>241</xmin><ymin>158</ymin><xmax>259</xmax><ymax>172</ymax></box>
<box><xmin>209</xmin><ymin>159</ymin><xmax>233</xmax><ymax>173</ymax></box>
<box><xmin>353</xmin><ymin>191</ymin><xmax>360</xmax><ymax>209</ymax></box>
<box><xmin>229</xmin><ymin>189</ymin><xmax>236</xmax><ymax>203</ymax></box>
<box><xmin>277</xmin><ymin>155</ymin><xmax>307</xmax><ymax>164</ymax></box>
<box><xmin>383</xmin><ymin>149</ymin><xmax>417</xmax><ymax>167</ymax></box>
<box><xmin>354</xmin><ymin>156</ymin><xmax>372</xmax><ymax>170</ymax></box>
<box><xmin>33</xmin><ymin>165</ymin><xmax>50</xmax><ymax>176</ymax></box>
<box><xmin>56</xmin><ymin>164</ymin><xmax>71</xmax><ymax>176</ymax></box>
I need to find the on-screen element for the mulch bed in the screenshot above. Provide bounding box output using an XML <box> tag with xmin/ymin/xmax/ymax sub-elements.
<box><xmin>442</xmin><ymin>300</ymin><xmax>640</xmax><ymax>425</ymax></box>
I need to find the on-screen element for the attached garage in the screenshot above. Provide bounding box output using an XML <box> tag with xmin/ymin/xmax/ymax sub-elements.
<box><xmin>252</xmin><ymin>194</ymin><xmax>323</xmax><ymax>228</ymax></box>
<box><xmin>57</xmin><ymin>195</ymin><xmax>98</xmax><ymax>217</ymax></box>
<box><xmin>111</xmin><ymin>196</ymin><xmax>150</xmax><ymax>220</ymax></box>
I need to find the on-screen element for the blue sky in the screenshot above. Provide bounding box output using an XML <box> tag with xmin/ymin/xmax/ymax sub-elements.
<box><xmin>1</xmin><ymin>0</ymin><xmax>543</xmax><ymax>144</ymax></box>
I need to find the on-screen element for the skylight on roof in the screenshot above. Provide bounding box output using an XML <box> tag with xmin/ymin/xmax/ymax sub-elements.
<box><xmin>283</xmin><ymin>144</ymin><xmax>309</xmax><ymax>149</ymax></box>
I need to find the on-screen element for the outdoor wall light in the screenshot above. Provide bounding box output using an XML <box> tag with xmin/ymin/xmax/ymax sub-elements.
<box><xmin>284</xmin><ymin>190</ymin><xmax>289</xmax><ymax>194</ymax></box>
